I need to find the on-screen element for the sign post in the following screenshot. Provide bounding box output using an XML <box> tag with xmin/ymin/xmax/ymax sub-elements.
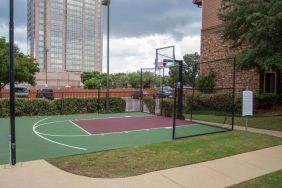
<box><xmin>242</xmin><ymin>87</ymin><xmax>253</xmax><ymax>137</ymax></box>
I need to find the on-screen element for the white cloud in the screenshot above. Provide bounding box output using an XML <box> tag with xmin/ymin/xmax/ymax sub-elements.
<box><xmin>0</xmin><ymin>22</ymin><xmax>27</xmax><ymax>54</ymax></box>
<box><xmin>102</xmin><ymin>34</ymin><xmax>200</xmax><ymax>73</ymax></box>
<box><xmin>14</xmin><ymin>26</ymin><xmax>27</xmax><ymax>54</ymax></box>
<box><xmin>0</xmin><ymin>22</ymin><xmax>8</xmax><ymax>37</ymax></box>
<box><xmin>1</xmin><ymin>21</ymin><xmax>201</xmax><ymax>74</ymax></box>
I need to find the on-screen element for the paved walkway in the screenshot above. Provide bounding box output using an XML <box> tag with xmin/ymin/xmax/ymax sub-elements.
<box><xmin>1</xmin><ymin>145</ymin><xmax>282</xmax><ymax>188</ymax></box>
<box><xmin>234</xmin><ymin>125</ymin><xmax>282</xmax><ymax>138</ymax></box>
<box><xmin>193</xmin><ymin>120</ymin><xmax>282</xmax><ymax>138</ymax></box>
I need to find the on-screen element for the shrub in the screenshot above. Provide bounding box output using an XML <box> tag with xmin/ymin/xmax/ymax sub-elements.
<box><xmin>184</xmin><ymin>92</ymin><xmax>281</xmax><ymax>114</ymax></box>
<box><xmin>234</xmin><ymin>97</ymin><xmax>242</xmax><ymax>113</ymax></box>
<box><xmin>52</xmin><ymin>99</ymin><xmax>64</xmax><ymax>115</ymax></box>
<box><xmin>61</xmin><ymin>98</ymin><xmax>88</xmax><ymax>114</ymax></box>
<box><xmin>16</xmin><ymin>99</ymin><xmax>54</xmax><ymax>116</ymax></box>
<box><xmin>160</xmin><ymin>99</ymin><xmax>174</xmax><ymax>117</ymax></box>
<box><xmin>0</xmin><ymin>97</ymin><xmax>126</xmax><ymax>118</ymax></box>
<box><xmin>256</xmin><ymin>93</ymin><xmax>278</xmax><ymax>109</ymax></box>
<box><xmin>0</xmin><ymin>99</ymin><xmax>9</xmax><ymax>118</ymax></box>
<box><xmin>278</xmin><ymin>95</ymin><xmax>282</xmax><ymax>105</ymax></box>
<box><xmin>185</xmin><ymin>93</ymin><xmax>236</xmax><ymax>113</ymax></box>
<box><xmin>0</xmin><ymin>99</ymin><xmax>55</xmax><ymax>117</ymax></box>
<box><xmin>196</xmin><ymin>72</ymin><xmax>216</xmax><ymax>93</ymax></box>
<box><xmin>106</xmin><ymin>97</ymin><xmax>126</xmax><ymax>113</ymax></box>
<box><xmin>86</xmin><ymin>98</ymin><xmax>99</xmax><ymax>113</ymax></box>
<box><xmin>184</xmin><ymin>93</ymin><xmax>200</xmax><ymax>113</ymax></box>
<box><xmin>143</xmin><ymin>97</ymin><xmax>155</xmax><ymax>114</ymax></box>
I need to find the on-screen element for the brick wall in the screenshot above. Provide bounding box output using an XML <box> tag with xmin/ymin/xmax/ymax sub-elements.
<box><xmin>202</xmin><ymin>0</ymin><xmax>222</xmax><ymax>30</ymax></box>
<box><xmin>199</xmin><ymin>0</ymin><xmax>261</xmax><ymax>94</ymax></box>
<box><xmin>201</xmin><ymin>27</ymin><xmax>261</xmax><ymax>94</ymax></box>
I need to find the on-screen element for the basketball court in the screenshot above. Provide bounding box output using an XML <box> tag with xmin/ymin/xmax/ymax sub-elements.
<box><xmin>0</xmin><ymin>112</ymin><xmax>229</xmax><ymax>164</ymax></box>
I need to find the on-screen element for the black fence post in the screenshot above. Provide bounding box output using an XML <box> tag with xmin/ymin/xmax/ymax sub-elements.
<box><xmin>140</xmin><ymin>69</ymin><xmax>143</xmax><ymax>112</ymax></box>
<box><xmin>176</xmin><ymin>60</ymin><xmax>185</xmax><ymax>120</ymax></box>
<box><xmin>231</xmin><ymin>58</ymin><xmax>236</xmax><ymax>130</ymax></box>
<box><xmin>97</xmin><ymin>87</ymin><xmax>101</xmax><ymax>114</ymax></box>
<box><xmin>161</xmin><ymin>68</ymin><xmax>164</xmax><ymax>115</ymax></box>
<box><xmin>190</xmin><ymin>66</ymin><xmax>197</xmax><ymax>121</ymax></box>
<box><xmin>61</xmin><ymin>93</ymin><xmax>64</xmax><ymax>115</ymax></box>
<box><xmin>9</xmin><ymin>0</ymin><xmax>16</xmax><ymax>165</ymax></box>
<box><xmin>172</xmin><ymin>86</ymin><xmax>178</xmax><ymax>140</ymax></box>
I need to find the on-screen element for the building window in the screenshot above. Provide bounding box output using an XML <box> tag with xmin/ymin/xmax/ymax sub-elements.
<box><xmin>264</xmin><ymin>72</ymin><xmax>277</xmax><ymax>93</ymax></box>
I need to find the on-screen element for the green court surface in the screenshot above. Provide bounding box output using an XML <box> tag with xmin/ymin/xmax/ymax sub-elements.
<box><xmin>0</xmin><ymin>112</ymin><xmax>228</xmax><ymax>164</ymax></box>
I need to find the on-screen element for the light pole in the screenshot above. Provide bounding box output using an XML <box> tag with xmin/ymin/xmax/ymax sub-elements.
<box><xmin>9</xmin><ymin>0</ymin><xmax>16</xmax><ymax>165</ymax></box>
<box><xmin>102</xmin><ymin>0</ymin><xmax>110</xmax><ymax>112</ymax></box>
<box><xmin>45</xmin><ymin>49</ymin><xmax>49</xmax><ymax>87</ymax></box>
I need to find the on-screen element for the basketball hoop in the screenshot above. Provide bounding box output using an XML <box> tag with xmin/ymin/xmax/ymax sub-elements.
<box><xmin>155</xmin><ymin>46</ymin><xmax>176</xmax><ymax>68</ymax></box>
<box><xmin>155</xmin><ymin>61</ymin><xmax>165</xmax><ymax>68</ymax></box>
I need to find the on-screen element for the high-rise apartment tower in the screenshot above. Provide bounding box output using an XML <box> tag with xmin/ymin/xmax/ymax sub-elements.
<box><xmin>27</xmin><ymin>0</ymin><xmax>103</xmax><ymax>88</ymax></box>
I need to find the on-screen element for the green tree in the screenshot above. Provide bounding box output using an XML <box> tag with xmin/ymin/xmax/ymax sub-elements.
<box><xmin>168</xmin><ymin>52</ymin><xmax>200</xmax><ymax>87</ymax></box>
<box><xmin>0</xmin><ymin>37</ymin><xmax>39</xmax><ymax>96</ymax></box>
<box><xmin>84</xmin><ymin>78</ymin><xmax>102</xmax><ymax>89</ymax></box>
<box><xmin>81</xmin><ymin>71</ymin><xmax>107</xmax><ymax>89</ymax></box>
<box><xmin>81</xmin><ymin>71</ymin><xmax>102</xmax><ymax>83</ymax></box>
<box><xmin>218</xmin><ymin>0</ymin><xmax>282</xmax><ymax>71</ymax></box>
<box><xmin>142</xmin><ymin>71</ymin><xmax>155</xmax><ymax>88</ymax></box>
<box><xmin>128</xmin><ymin>72</ymin><xmax>140</xmax><ymax>88</ymax></box>
<box><xmin>80</xmin><ymin>72</ymin><xmax>96</xmax><ymax>83</ymax></box>
<box><xmin>111</xmin><ymin>73</ymin><xmax>128</xmax><ymax>88</ymax></box>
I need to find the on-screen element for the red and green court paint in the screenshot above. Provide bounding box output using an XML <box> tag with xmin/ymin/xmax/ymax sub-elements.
<box><xmin>73</xmin><ymin>116</ymin><xmax>194</xmax><ymax>135</ymax></box>
<box><xmin>0</xmin><ymin>112</ymin><xmax>227</xmax><ymax>164</ymax></box>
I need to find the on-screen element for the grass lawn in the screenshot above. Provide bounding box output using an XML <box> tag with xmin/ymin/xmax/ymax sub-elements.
<box><xmin>231</xmin><ymin>170</ymin><xmax>282</xmax><ymax>188</ymax></box>
<box><xmin>48</xmin><ymin>131</ymin><xmax>282</xmax><ymax>178</ymax></box>
<box><xmin>185</xmin><ymin>113</ymin><xmax>282</xmax><ymax>131</ymax></box>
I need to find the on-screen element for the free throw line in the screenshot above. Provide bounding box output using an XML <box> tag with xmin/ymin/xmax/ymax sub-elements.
<box><xmin>69</xmin><ymin>120</ymin><xmax>92</xmax><ymax>135</ymax></box>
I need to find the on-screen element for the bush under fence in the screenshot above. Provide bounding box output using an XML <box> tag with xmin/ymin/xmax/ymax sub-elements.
<box><xmin>159</xmin><ymin>99</ymin><xmax>174</xmax><ymax>117</ymax></box>
<box><xmin>142</xmin><ymin>93</ymin><xmax>239</xmax><ymax>118</ymax></box>
<box><xmin>0</xmin><ymin>97</ymin><xmax>126</xmax><ymax>118</ymax></box>
<box><xmin>185</xmin><ymin>93</ymin><xmax>282</xmax><ymax>114</ymax></box>
<box><xmin>143</xmin><ymin>97</ymin><xmax>155</xmax><ymax>114</ymax></box>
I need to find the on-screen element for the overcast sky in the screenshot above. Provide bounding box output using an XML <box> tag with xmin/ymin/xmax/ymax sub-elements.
<box><xmin>0</xmin><ymin>0</ymin><xmax>202</xmax><ymax>73</ymax></box>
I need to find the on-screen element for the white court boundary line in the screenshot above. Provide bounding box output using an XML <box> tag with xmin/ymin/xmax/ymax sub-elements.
<box><xmin>32</xmin><ymin>114</ymin><xmax>154</xmax><ymax>149</ymax></box>
<box><xmin>32</xmin><ymin>117</ymin><xmax>88</xmax><ymax>151</ymax></box>
<box><xmin>35</xmin><ymin>114</ymin><xmax>152</xmax><ymax>128</ymax></box>
<box><xmin>32</xmin><ymin>114</ymin><xmax>211</xmax><ymax>150</ymax></box>
<box><xmin>35</xmin><ymin>116</ymin><xmax>201</xmax><ymax>137</ymax></box>
<box><xmin>90</xmin><ymin>126</ymin><xmax>174</xmax><ymax>136</ymax></box>
<box><xmin>37</xmin><ymin>132</ymin><xmax>91</xmax><ymax>137</ymax></box>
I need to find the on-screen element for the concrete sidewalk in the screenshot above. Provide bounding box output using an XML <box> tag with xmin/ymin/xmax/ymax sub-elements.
<box><xmin>234</xmin><ymin>125</ymin><xmax>282</xmax><ymax>138</ymax></box>
<box><xmin>1</xmin><ymin>145</ymin><xmax>282</xmax><ymax>188</ymax></box>
<box><xmin>193</xmin><ymin>120</ymin><xmax>282</xmax><ymax>138</ymax></box>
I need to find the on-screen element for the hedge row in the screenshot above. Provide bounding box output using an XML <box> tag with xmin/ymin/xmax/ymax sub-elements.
<box><xmin>256</xmin><ymin>93</ymin><xmax>282</xmax><ymax>109</ymax></box>
<box><xmin>148</xmin><ymin>93</ymin><xmax>282</xmax><ymax>117</ymax></box>
<box><xmin>0</xmin><ymin>97</ymin><xmax>126</xmax><ymax>118</ymax></box>
<box><xmin>186</xmin><ymin>93</ymin><xmax>235</xmax><ymax>112</ymax></box>
<box><xmin>186</xmin><ymin>93</ymin><xmax>282</xmax><ymax>113</ymax></box>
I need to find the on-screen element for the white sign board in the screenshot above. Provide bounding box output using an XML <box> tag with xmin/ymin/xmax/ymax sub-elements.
<box><xmin>242</xmin><ymin>90</ymin><xmax>253</xmax><ymax>116</ymax></box>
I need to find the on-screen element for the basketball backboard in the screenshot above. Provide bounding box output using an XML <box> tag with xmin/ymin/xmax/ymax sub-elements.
<box><xmin>155</xmin><ymin>46</ymin><xmax>175</xmax><ymax>68</ymax></box>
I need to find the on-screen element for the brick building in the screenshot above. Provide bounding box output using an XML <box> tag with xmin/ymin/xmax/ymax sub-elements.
<box><xmin>193</xmin><ymin>0</ymin><xmax>281</xmax><ymax>95</ymax></box>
